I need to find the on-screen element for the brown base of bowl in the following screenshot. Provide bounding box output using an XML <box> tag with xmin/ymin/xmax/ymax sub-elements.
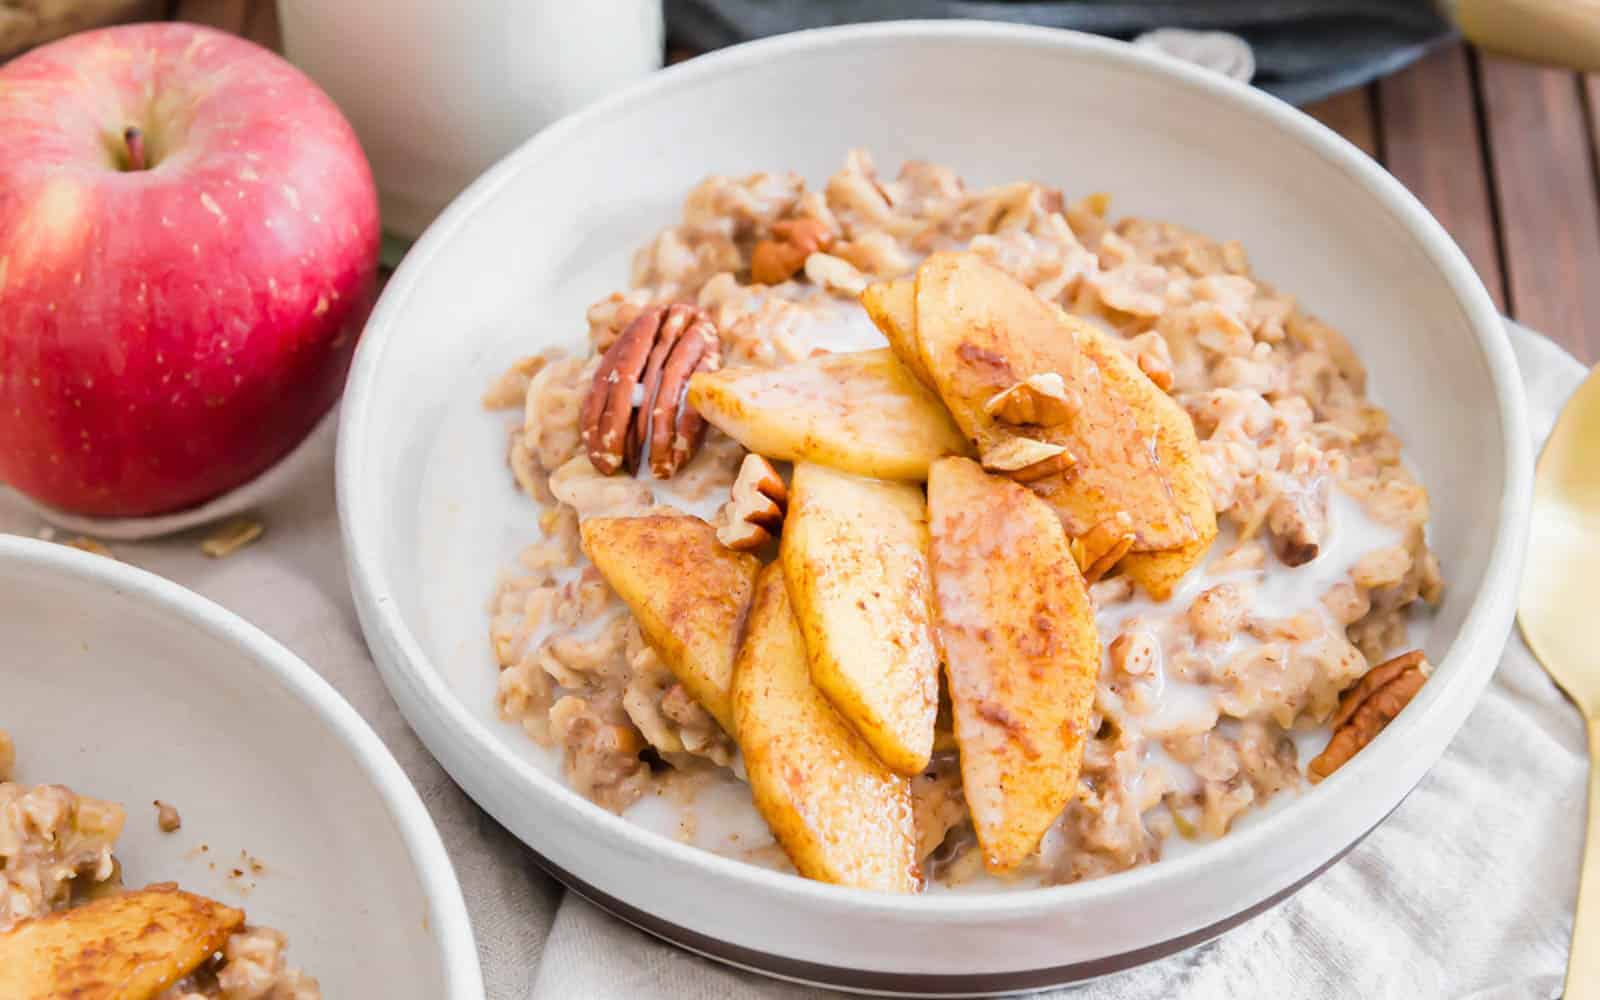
<box><xmin>522</xmin><ymin>811</ymin><xmax>1384</xmax><ymax>997</ymax></box>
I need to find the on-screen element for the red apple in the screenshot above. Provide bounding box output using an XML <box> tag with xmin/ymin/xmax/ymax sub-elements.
<box><xmin>0</xmin><ymin>23</ymin><xmax>379</xmax><ymax>517</ymax></box>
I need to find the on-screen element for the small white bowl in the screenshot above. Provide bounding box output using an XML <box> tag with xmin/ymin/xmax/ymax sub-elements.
<box><xmin>337</xmin><ymin>22</ymin><xmax>1530</xmax><ymax>993</ymax></box>
<box><xmin>0</xmin><ymin>535</ymin><xmax>483</xmax><ymax>998</ymax></box>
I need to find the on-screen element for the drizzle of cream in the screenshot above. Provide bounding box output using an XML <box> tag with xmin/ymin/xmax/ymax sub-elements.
<box><xmin>1097</xmin><ymin>491</ymin><xmax>1402</xmax><ymax>640</ymax></box>
<box><xmin>788</xmin><ymin>301</ymin><xmax>888</xmax><ymax>354</ymax></box>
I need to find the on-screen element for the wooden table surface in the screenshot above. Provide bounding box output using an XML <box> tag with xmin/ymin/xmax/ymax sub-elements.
<box><xmin>179</xmin><ymin>1</ymin><xmax>1596</xmax><ymax>363</ymax></box>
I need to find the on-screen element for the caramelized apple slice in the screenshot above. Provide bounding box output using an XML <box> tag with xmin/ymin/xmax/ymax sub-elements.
<box><xmin>913</xmin><ymin>252</ymin><xmax>1199</xmax><ymax>553</ymax></box>
<box><xmin>860</xmin><ymin>278</ymin><xmax>934</xmax><ymax>388</ymax></box>
<box><xmin>581</xmin><ymin>515</ymin><xmax>760</xmax><ymax>734</ymax></box>
<box><xmin>687</xmin><ymin>349</ymin><xmax>967</xmax><ymax>481</ymax></box>
<box><xmin>927</xmin><ymin>457</ymin><xmax>1101</xmax><ymax>873</ymax></box>
<box><xmin>781</xmin><ymin>463</ymin><xmax>939</xmax><ymax>774</ymax></box>
<box><xmin>1090</xmin><ymin>326</ymin><xmax>1217</xmax><ymax>598</ymax></box>
<box><xmin>0</xmin><ymin>884</ymin><xmax>244</xmax><ymax>999</ymax></box>
<box><xmin>733</xmin><ymin>564</ymin><xmax>920</xmax><ymax>892</ymax></box>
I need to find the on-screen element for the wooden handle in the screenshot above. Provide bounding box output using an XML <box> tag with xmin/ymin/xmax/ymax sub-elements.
<box><xmin>1451</xmin><ymin>0</ymin><xmax>1600</xmax><ymax>72</ymax></box>
<box><xmin>1570</xmin><ymin>722</ymin><xmax>1600</xmax><ymax>998</ymax></box>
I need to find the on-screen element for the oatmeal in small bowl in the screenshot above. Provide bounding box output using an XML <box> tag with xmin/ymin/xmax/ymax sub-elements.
<box><xmin>338</xmin><ymin>21</ymin><xmax>1527</xmax><ymax>991</ymax></box>
<box><xmin>0</xmin><ymin>732</ymin><xmax>318</xmax><ymax>998</ymax></box>
<box><xmin>0</xmin><ymin>537</ymin><xmax>482</xmax><ymax>998</ymax></box>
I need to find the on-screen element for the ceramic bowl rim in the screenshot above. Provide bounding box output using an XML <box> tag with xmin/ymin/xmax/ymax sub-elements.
<box><xmin>337</xmin><ymin>19</ymin><xmax>1530</xmax><ymax>921</ymax></box>
<box><xmin>0</xmin><ymin>534</ymin><xmax>486</xmax><ymax>997</ymax></box>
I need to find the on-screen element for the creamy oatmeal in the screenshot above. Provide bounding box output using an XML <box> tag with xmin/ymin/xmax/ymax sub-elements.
<box><xmin>157</xmin><ymin>925</ymin><xmax>320</xmax><ymax>1000</ymax></box>
<box><xmin>0</xmin><ymin>733</ymin><xmax>320</xmax><ymax>997</ymax></box>
<box><xmin>485</xmin><ymin>151</ymin><xmax>1440</xmax><ymax>887</ymax></box>
<box><xmin>0</xmin><ymin>773</ymin><xmax>125</xmax><ymax>930</ymax></box>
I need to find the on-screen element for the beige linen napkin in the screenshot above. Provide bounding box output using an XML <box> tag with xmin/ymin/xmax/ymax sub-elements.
<box><xmin>0</xmin><ymin>321</ymin><xmax>1584</xmax><ymax>999</ymax></box>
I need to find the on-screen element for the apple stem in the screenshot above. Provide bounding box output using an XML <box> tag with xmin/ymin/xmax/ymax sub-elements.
<box><xmin>124</xmin><ymin>126</ymin><xmax>147</xmax><ymax>172</ymax></box>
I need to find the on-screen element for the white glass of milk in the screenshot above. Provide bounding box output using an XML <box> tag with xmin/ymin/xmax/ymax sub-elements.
<box><xmin>277</xmin><ymin>1</ymin><xmax>665</xmax><ymax>239</ymax></box>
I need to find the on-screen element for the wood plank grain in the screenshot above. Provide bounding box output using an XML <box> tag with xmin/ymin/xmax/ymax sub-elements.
<box><xmin>1305</xmin><ymin>86</ymin><xmax>1379</xmax><ymax>159</ymax></box>
<box><xmin>1378</xmin><ymin>44</ymin><xmax>1506</xmax><ymax>311</ymax></box>
<box><xmin>1481</xmin><ymin>55</ymin><xmax>1600</xmax><ymax>361</ymax></box>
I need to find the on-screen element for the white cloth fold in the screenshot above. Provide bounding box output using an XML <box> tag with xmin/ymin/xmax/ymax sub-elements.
<box><xmin>0</xmin><ymin>321</ymin><xmax>1585</xmax><ymax>999</ymax></box>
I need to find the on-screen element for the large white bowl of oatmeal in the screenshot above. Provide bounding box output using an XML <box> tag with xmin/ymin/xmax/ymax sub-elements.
<box><xmin>337</xmin><ymin>21</ymin><xmax>1530</xmax><ymax>992</ymax></box>
<box><xmin>0</xmin><ymin>536</ymin><xmax>483</xmax><ymax>997</ymax></box>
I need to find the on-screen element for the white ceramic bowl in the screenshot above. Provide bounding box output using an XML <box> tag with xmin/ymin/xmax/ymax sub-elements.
<box><xmin>0</xmin><ymin>536</ymin><xmax>483</xmax><ymax>998</ymax></box>
<box><xmin>337</xmin><ymin>22</ymin><xmax>1530</xmax><ymax>993</ymax></box>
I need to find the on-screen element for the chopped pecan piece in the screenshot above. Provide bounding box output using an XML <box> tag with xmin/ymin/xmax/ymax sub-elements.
<box><xmin>1132</xmin><ymin>343</ymin><xmax>1175</xmax><ymax>392</ymax></box>
<box><xmin>580</xmin><ymin>304</ymin><xmax>722</xmax><ymax>478</ymax></box>
<box><xmin>983</xmin><ymin>373</ymin><xmax>1080</xmax><ymax>427</ymax></box>
<box><xmin>1069</xmin><ymin>512</ymin><xmax>1136</xmax><ymax>583</ymax></box>
<box><xmin>1308</xmin><ymin>649</ymin><xmax>1429</xmax><ymax>782</ymax></box>
<box><xmin>751</xmin><ymin>217</ymin><xmax>836</xmax><ymax>285</ymax></box>
<box><xmin>714</xmin><ymin>454</ymin><xmax>789</xmax><ymax>551</ymax></box>
<box><xmin>979</xmin><ymin>437</ymin><xmax>1074</xmax><ymax>483</ymax></box>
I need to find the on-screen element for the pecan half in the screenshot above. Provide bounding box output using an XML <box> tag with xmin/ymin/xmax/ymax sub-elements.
<box><xmin>980</xmin><ymin>437</ymin><xmax>1074</xmax><ymax>482</ymax></box>
<box><xmin>581</xmin><ymin>304</ymin><xmax>721</xmax><ymax>478</ymax></box>
<box><xmin>1069</xmin><ymin>512</ymin><xmax>1136</xmax><ymax>583</ymax></box>
<box><xmin>984</xmin><ymin>373</ymin><xmax>1080</xmax><ymax>427</ymax></box>
<box><xmin>714</xmin><ymin>454</ymin><xmax>789</xmax><ymax>551</ymax></box>
<box><xmin>1308</xmin><ymin>649</ymin><xmax>1429</xmax><ymax>782</ymax></box>
<box><xmin>751</xmin><ymin>217</ymin><xmax>836</xmax><ymax>285</ymax></box>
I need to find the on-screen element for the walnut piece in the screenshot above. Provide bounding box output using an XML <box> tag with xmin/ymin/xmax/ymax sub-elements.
<box><xmin>984</xmin><ymin>373</ymin><xmax>1080</xmax><ymax>426</ymax></box>
<box><xmin>979</xmin><ymin>437</ymin><xmax>1074</xmax><ymax>482</ymax></box>
<box><xmin>580</xmin><ymin>304</ymin><xmax>722</xmax><ymax>478</ymax></box>
<box><xmin>714</xmin><ymin>454</ymin><xmax>788</xmax><ymax>550</ymax></box>
<box><xmin>1069</xmin><ymin>512</ymin><xmax>1136</xmax><ymax>583</ymax></box>
<box><xmin>751</xmin><ymin>217</ymin><xmax>836</xmax><ymax>285</ymax></box>
<box><xmin>1308</xmin><ymin>649</ymin><xmax>1429</xmax><ymax>782</ymax></box>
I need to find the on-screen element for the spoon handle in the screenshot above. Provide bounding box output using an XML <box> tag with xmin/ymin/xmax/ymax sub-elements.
<box><xmin>1571</xmin><ymin>722</ymin><xmax>1600</xmax><ymax>997</ymax></box>
<box><xmin>1447</xmin><ymin>0</ymin><xmax>1600</xmax><ymax>73</ymax></box>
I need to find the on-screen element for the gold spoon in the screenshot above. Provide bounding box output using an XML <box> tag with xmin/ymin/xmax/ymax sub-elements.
<box><xmin>1519</xmin><ymin>362</ymin><xmax>1600</xmax><ymax>997</ymax></box>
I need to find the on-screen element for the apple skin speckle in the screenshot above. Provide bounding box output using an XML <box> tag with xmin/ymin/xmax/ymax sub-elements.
<box><xmin>0</xmin><ymin>22</ymin><xmax>379</xmax><ymax>517</ymax></box>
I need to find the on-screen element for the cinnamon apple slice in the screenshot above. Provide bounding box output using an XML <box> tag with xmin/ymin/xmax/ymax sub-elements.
<box><xmin>733</xmin><ymin>564</ymin><xmax>920</xmax><ymax>892</ymax></box>
<box><xmin>581</xmin><ymin>514</ymin><xmax>760</xmax><ymax>735</ymax></box>
<box><xmin>927</xmin><ymin>457</ymin><xmax>1101</xmax><ymax>873</ymax></box>
<box><xmin>780</xmin><ymin>463</ymin><xmax>940</xmax><ymax>775</ymax></box>
<box><xmin>0</xmin><ymin>884</ymin><xmax>244</xmax><ymax>999</ymax></box>
<box><xmin>860</xmin><ymin>278</ymin><xmax>934</xmax><ymax>388</ymax></box>
<box><xmin>687</xmin><ymin>348</ymin><xmax>968</xmax><ymax>481</ymax></box>
<box><xmin>910</xmin><ymin>252</ymin><xmax>1205</xmax><ymax>555</ymax></box>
